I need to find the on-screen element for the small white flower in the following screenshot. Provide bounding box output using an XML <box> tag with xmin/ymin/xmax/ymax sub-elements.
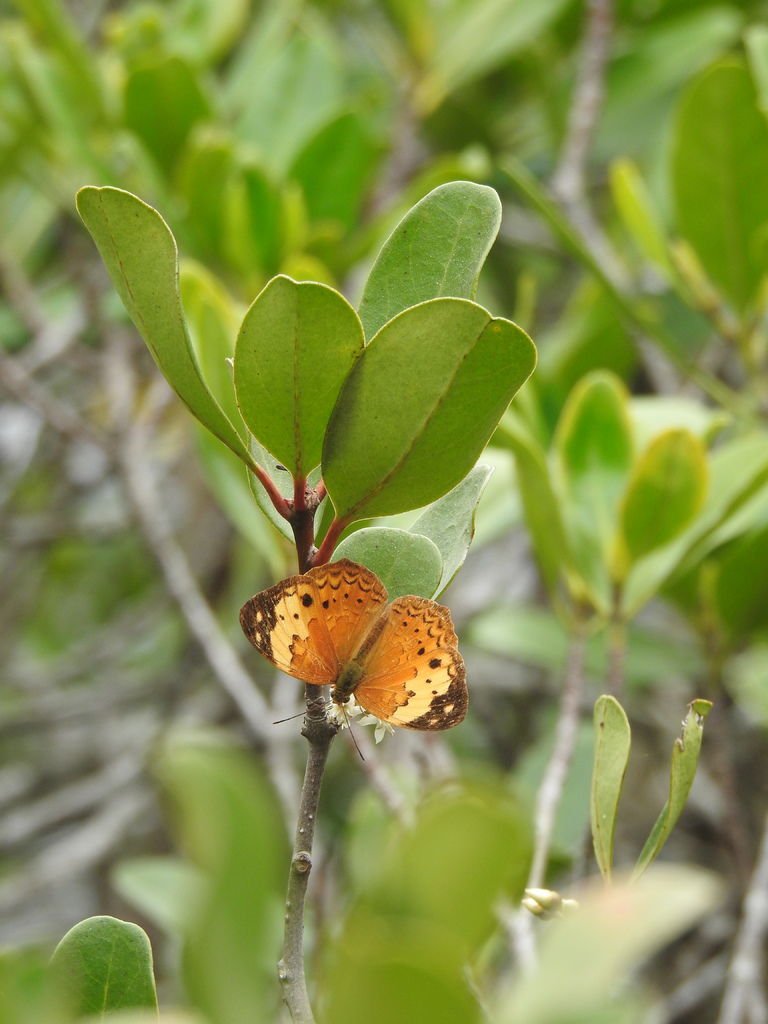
<box><xmin>326</xmin><ymin>695</ymin><xmax>394</xmax><ymax>742</ymax></box>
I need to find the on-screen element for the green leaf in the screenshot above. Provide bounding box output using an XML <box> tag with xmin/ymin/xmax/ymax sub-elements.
<box><xmin>325</xmin><ymin>783</ymin><xmax>531</xmax><ymax>1024</ymax></box>
<box><xmin>124</xmin><ymin>55</ymin><xmax>211</xmax><ymax>176</ymax></box>
<box><xmin>498</xmin><ymin>866</ymin><xmax>721</xmax><ymax>1024</ymax></box>
<box><xmin>409</xmin><ymin>464</ymin><xmax>493</xmax><ymax>595</ymax></box>
<box><xmin>358</xmin><ymin>181</ymin><xmax>501</xmax><ymax>339</ymax></box>
<box><xmin>633</xmin><ymin>700</ymin><xmax>713</xmax><ymax>878</ymax></box>
<box><xmin>156</xmin><ymin>736</ymin><xmax>286</xmax><ymax>1024</ymax></box>
<box><xmin>223</xmin><ymin>162</ymin><xmax>285</xmax><ymax>282</ymax></box>
<box><xmin>746</xmin><ymin>24</ymin><xmax>768</xmax><ymax>116</ymax></box>
<box><xmin>610</xmin><ymin>158</ymin><xmax>672</xmax><ymax>276</ymax></box>
<box><xmin>323</xmin><ymin>298</ymin><xmax>535</xmax><ymax>521</ymax></box>
<box><xmin>234</xmin><ymin>275</ymin><xmax>363</xmax><ymax>477</ymax></box>
<box><xmin>591</xmin><ymin>696</ymin><xmax>631</xmax><ymax>882</ymax></box>
<box><xmin>180</xmin><ymin>260</ymin><xmax>242</xmax><ymax>431</ymax></box>
<box><xmin>289</xmin><ymin>111</ymin><xmax>380</xmax><ymax>231</ymax></box>
<box><xmin>468</xmin><ymin>603</ymin><xmax>704</xmax><ymax>687</ymax></box>
<box><xmin>619</xmin><ymin>429</ymin><xmax>708</xmax><ymax>568</ymax></box>
<box><xmin>50</xmin><ymin>916</ymin><xmax>158</xmax><ymax>1016</ymax></box>
<box><xmin>230</xmin><ymin>26</ymin><xmax>344</xmax><ymax>175</ymax></box>
<box><xmin>672</xmin><ymin>59</ymin><xmax>768</xmax><ymax>313</ymax></box>
<box><xmin>246</xmin><ymin>437</ymin><xmax>294</xmax><ymax>541</ymax></box>
<box><xmin>629</xmin><ymin>396</ymin><xmax>728</xmax><ymax>451</ymax></box>
<box><xmin>417</xmin><ymin>0</ymin><xmax>571</xmax><ymax>112</ymax></box>
<box><xmin>76</xmin><ymin>186</ymin><xmax>254</xmax><ymax>467</ymax></box>
<box><xmin>334</xmin><ymin>527</ymin><xmax>442</xmax><ymax>600</ymax></box>
<box><xmin>494</xmin><ymin>411</ymin><xmax>571</xmax><ymax>598</ymax></box>
<box><xmin>713</xmin><ymin>525</ymin><xmax>768</xmax><ymax>642</ymax></box>
<box><xmin>112</xmin><ymin>856</ymin><xmax>203</xmax><ymax>938</ymax></box>
<box><xmin>167</xmin><ymin>0</ymin><xmax>250</xmax><ymax>64</ymax></box>
<box><xmin>555</xmin><ymin>372</ymin><xmax>633</xmax><ymax>608</ymax></box>
<box><xmin>624</xmin><ymin>432</ymin><xmax>768</xmax><ymax>614</ymax></box>
<box><xmin>0</xmin><ymin>948</ymin><xmax>65</xmax><ymax>1024</ymax></box>
<box><xmin>197</xmin><ymin>432</ymin><xmax>286</xmax><ymax>575</ymax></box>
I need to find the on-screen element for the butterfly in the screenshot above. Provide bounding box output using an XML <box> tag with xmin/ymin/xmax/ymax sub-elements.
<box><xmin>240</xmin><ymin>559</ymin><xmax>467</xmax><ymax>730</ymax></box>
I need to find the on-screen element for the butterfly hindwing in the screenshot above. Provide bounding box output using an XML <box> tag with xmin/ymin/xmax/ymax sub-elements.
<box><xmin>239</xmin><ymin>559</ymin><xmax>387</xmax><ymax>685</ymax></box>
<box><xmin>354</xmin><ymin>596</ymin><xmax>468</xmax><ymax>730</ymax></box>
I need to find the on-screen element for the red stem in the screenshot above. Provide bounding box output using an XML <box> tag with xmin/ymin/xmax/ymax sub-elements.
<box><xmin>310</xmin><ymin>515</ymin><xmax>348</xmax><ymax>567</ymax></box>
<box><xmin>314</xmin><ymin>480</ymin><xmax>327</xmax><ymax>503</ymax></box>
<box><xmin>251</xmin><ymin>461</ymin><xmax>292</xmax><ymax>520</ymax></box>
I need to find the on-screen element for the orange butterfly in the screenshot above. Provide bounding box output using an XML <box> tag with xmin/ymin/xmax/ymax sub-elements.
<box><xmin>240</xmin><ymin>559</ymin><xmax>467</xmax><ymax>730</ymax></box>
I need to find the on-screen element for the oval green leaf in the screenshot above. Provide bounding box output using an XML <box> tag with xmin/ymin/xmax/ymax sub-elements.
<box><xmin>156</xmin><ymin>737</ymin><xmax>287</xmax><ymax>1024</ymax></box>
<box><xmin>619</xmin><ymin>429</ymin><xmax>708</xmax><ymax>567</ymax></box>
<box><xmin>495</xmin><ymin>411</ymin><xmax>571</xmax><ymax>598</ymax></box>
<box><xmin>323</xmin><ymin>298</ymin><xmax>536</xmax><ymax>522</ymax></box>
<box><xmin>410</xmin><ymin>463</ymin><xmax>493</xmax><ymax>596</ymax></box>
<box><xmin>591</xmin><ymin>695</ymin><xmax>631</xmax><ymax>882</ymax></box>
<box><xmin>672</xmin><ymin>59</ymin><xmax>768</xmax><ymax>313</ymax></box>
<box><xmin>334</xmin><ymin>527</ymin><xmax>442</xmax><ymax>600</ymax></box>
<box><xmin>633</xmin><ymin>699</ymin><xmax>713</xmax><ymax>879</ymax></box>
<box><xmin>234</xmin><ymin>275</ymin><xmax>363</xmax><ymax>477</ymax></box>
<box><xmin>50</xmin><ymin>916</ymin><xmax>158</xmax><ymax>1017</ymax></box>
<box><xmin>358</xmin><ymin>181</ymin><xmax>502</xmax><ymax>338</ymax></box>
<box><xmin>76</xmin><ymin>186</ymin><xmax>253</xmax><ymax>468</ymax></box>
<box><xmin>555</xmin><ymin>372</ymin><xmax>634</xmax><ymax>608</ymax></box>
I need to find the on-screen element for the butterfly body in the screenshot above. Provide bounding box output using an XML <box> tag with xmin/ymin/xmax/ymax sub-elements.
<box><xmin>240</xmin><ymin>559</ymin><xmax>468</xmax><ymax>730</ymax></box>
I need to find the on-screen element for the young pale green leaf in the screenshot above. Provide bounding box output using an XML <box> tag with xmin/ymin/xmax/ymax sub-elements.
<box><xmin>76</xmin><ymin>186</ymin><xmax>253</xmax><ymax>467</ymax></box>
<box><xmin>556</xmin><ymin>372</ymin><xmax>634</xmax><ymax>514</ymax></box>
<box><xmin>124</xmin><ymin>56</ymin><xmax>211</xmax><ymax>176</ymax></box>
<box><xmin>746</xmin><ymin>25</ymin><xmax>768</xmax><ymax>114</ymax></box>
<box><xmin>619</xmin><ymin>429</ymin><xmax>708</xmax><ymax>568</ymax></box>
<box><xmin>197</xmin><ymin>432</ymin><xmax>286</xmax><ymax>575</ymax></box>
<box><xmin>410</xmin><ymin>464</ymin><xmax>493</xmax><ymax>596</ymax></box>
<box><xmin>672</xmin><ymin>59</ymin><xmax>768</xmax><ymax>313</ymax></box>
<box><xmin>417</xmin><ymin>0</ymin><xmax>570</xmax><ymax>113</ymax></box>
<box><xmin>289</xmin><ymin>111</ymin><xmax>380</xmax><ymax>230</ymax></box>
<box><xmin>325</xmin><ymin>781</ymin><xmax>531</xmax><ymax>1024</ymax></box>
<box><xmin>50</xmin><ymin>916</ymin><xmax>158</xmax><ymax>1016</ymax></box>
<box><xmin>591</xmin><ymin>696</ymin><xmax>631</xmax><ymax>881</ymax></box>
<box><xmin>156</xmin><ymin>736</ymin><xmax>287</xmax><ymax>1024</ymax></box>
<box><xmin>623</xmin><ymin>432</ymin><xmax>768</xmax><ymax>615</ymax></box>
<box><xmin>498</xmin><ymin>866</ymin><xmax>721</xmax><ymax>1024</ymax></box>
<box><xmin>610</xmin><ymin>158</ymin><xmax>672</xmax><ymax>277</ymax></box>
<box><xmin>358</xmin><ymin>181</ymin><xmax>501</xmax><ymax>338</ymax></box>
<box><xmin>633</xmin><ymin>700</ymin><xmax>713</xmax><ymax>879</ymax></box>
<box><xmin>234</xmin><ymin>275</ymin><xmax>363</xmax><ymax>477</ymax></box>
<box><xmin>555</xmin><ymin>372</ymin><xmax>634</xmax><ymax>609</ymax></box>
<box><xmin>334</xmin><ymin>527</ymin><xmax>442</xmax><ymax>600</ymax></box>
<box><xmin>180</xmin><ymin>260</ymin><xmax>243</xmax><ymax>432</ymax></box>
<box><xmin>246</xmin><ymin>437</ymin><xmax>294</xmax><ymax>541</ymax></box>
<box><xmin>713</xmin><ymin>526</ymin><xmax>768</xmax><ymax>643</ymax></box>
<box><xmin>323</xmin><ymin>298</ymin><xmax>536</xmax><ymax>522</ymax></box>
<box><xmin>112</xmin><ymin>856</ymin><xmax>203</xmax><ymax>938</ymax></box>
<box><xmin>495</xmin><ymin>412</ymin><xmax>571</xmax><ymax>598</ymax></box>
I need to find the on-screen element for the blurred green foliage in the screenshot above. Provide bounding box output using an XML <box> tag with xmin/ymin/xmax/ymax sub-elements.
<box><xmin>3</xmin><ymin>0</ymin><xmax>768</xmax><ymax>1021</ymax></box>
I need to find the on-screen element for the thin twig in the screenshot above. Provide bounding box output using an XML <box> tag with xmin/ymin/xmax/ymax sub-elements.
<box><xmin>279</xmin><ymin>689</ymin><xmax>338</xmax><ymax>1024</ymax></box>
<box><xmin>551</xmin><ymin>0</ymin><xmax>616</xmax><ymax>273</ymax></box>
<box><xmin>119</xmin><ymin>414</ymin><xmax>271</xmax><ymax>744</ymax></box>
<box><xmin>510</xmin><ymin>631</ymin><xmax>588</xmax><ymax>968</ymax></box>
<box><xmin>529</xmin><ymin>632</ymin><xmax>588</xmax><ymax>889</ymax></box>
<box><xmin>718</xmin><ymin>810</ymin><xmax>768</xmax><ymax>1024</ymax></box>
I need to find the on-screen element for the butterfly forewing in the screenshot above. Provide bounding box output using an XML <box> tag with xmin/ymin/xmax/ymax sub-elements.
<box><xmin>239</xmin><ymin>559</ymin><xmax>387</xmax><ymax>685</ymax></box>
<box><xmin>354</xmin><ymin>596</ymin><xmax>468</xmax><ymax>730</ymax></box>
<box><xmin>307</xmin><ymin>560</ymin><xmax>387</xmax><ymax>665</ymax></box>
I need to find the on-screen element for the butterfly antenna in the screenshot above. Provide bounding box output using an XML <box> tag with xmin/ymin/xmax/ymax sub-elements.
<box><xmin>341</xmin><ymin>704</ymin><xmax>365</xmax><ymax>762</ymax></box>
<box><xmin>272</xmin><ymin>710</ymin><xmax>306</xmax><ymax>725</ymax></box>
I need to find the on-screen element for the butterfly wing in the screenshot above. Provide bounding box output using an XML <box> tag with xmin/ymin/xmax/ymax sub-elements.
<box><xmin>353</xmin><ymin>596</ymin><xmax>467</xmax><ymax>730</ymax></box>
<box><xmin>240</xmin><ymin>559</ymin><xmax>387</xmax><ymax>685</ymax></box>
